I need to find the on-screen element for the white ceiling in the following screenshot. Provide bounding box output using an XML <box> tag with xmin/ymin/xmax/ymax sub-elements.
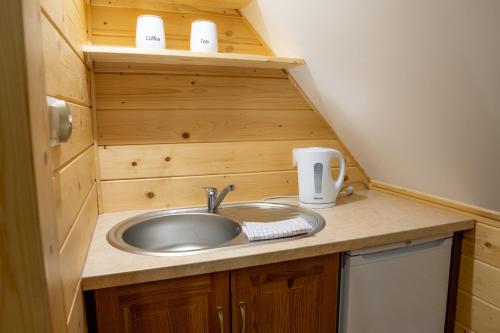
<box><xmin>242</xmin><ymin>0</ymin><xmax>500</xmax><ymax>211</ymax></box>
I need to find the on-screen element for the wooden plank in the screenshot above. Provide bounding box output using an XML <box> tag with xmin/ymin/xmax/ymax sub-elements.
<box><xmin>90</xmin><ymin>6</ymin><xmax>268</xmax><ymax>54</ymax></box>
<box><xmin>51</xmin><ymin>103</ymin><xmax>93</xmax><ymax>171</ymax></box>
<box><xmin>100</xmin><ymin>166</ymin><xmax>366</xmax><ymax>212</ymax></box>
<box><xmin>99</xmin><ymin>140</ymin><xmax>355</xmax><ymax>180</ymax></box>
<box><xmin>462</xmin><ymin>223</ymin><xmax>500</xmax><ymax>269</ymax></box>
<box><xmin>456</xmin><ymin>290</ymin><xmax>500</xmax><ymax>333</ymax></box>
<box><xmin>59</xmin><ymin>187</ymin><xmax>98</xmax><ymax>322</ymax></box>
<box><xmin>94</xmin><ymin>61</ymin><xmax>288</xmax><ymax>77</ymax></box>
<box><xmin>89</xmin><ymin>70</ymin><xmax>105</xmax><ymax>214</ymax></box>
<box><xmin>459</xmin><ymin>254</ymin><xmax>500</xmax><ymax>308</ymax></box>
<box><xmin>92</xmin><ymin>0</ymin><xmax>252</xmax><ymax>10</ymax></box>
<box><xmin>41</xmin><ymin>0</ymin><xmax>87</xmax><ymax>58</ymax></box>
<box><xmin>97</xmin><ymin>108</ymin><xmax>333</xmax><ymax>145</ymax></box>
<box><xmin>92</xmin><ymin>0</ymin><xmax>240</xmax><ymax>15</ymax></box>
<box><xmin>66</xmin><ymin>285</ymin><xmax>87</xmax><ymax>333</ymax></box>
<box><xmin>84</xmin><ymin>45</ymin><xmax>303</xmax><ymax>69</ymax></box>
<box><xmin>42</xmin><ymin>14</ymin><xmax>91</xmax><ymax>106</ymax></box>
<box><xmin>95</xmin><ymin>73</ymin><xmax>309</xmax><ymax>110</ymax></box>
<box><xmin>1</xmin><ymin>0</ymin><xmax>66</xmax><ymax>331</ymax></box>
<box><xmin>471</xmin><ymin>215</ymin><xmax>500</xmax><ymax>229</ymax></box>
<box><xmin>53</xmin><ymin>147</ymin><xmax>96</xmax><ymax>247</ymax></box>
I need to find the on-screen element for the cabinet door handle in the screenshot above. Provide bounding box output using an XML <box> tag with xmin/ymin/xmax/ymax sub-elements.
<box><xmin>217</xmin><ymin>306</ymin><xmax>224</xmax><ymax>333</ymax></box>
<box><xmin>239</xmin><ymin>301</ymin><xmax>246</xmax><ymax>333</ymax></box>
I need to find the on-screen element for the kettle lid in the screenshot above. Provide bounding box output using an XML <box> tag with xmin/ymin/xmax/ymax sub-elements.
<box><xmin>294</xmin><ymin>147</ymin><xmax>336</xmax><ymax>153</ymax></box>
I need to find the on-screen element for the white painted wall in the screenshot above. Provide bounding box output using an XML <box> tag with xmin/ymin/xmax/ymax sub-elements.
<box><xmin>242</xmin><ymin>0</ymin><xmax>500</xmax><ymax>211</ymax></box>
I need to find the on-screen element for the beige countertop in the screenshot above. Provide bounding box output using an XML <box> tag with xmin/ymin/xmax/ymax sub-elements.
<box><xmin>81</xmin><ymin>189</ymin><xmax>474</xmax><ymax>291</ymax></box>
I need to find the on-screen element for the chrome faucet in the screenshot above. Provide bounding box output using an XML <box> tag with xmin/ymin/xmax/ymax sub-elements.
<box><xmin>203</xmin><ymin>184</ymin><xmax>235</xmax><ymax>213</ymax></box>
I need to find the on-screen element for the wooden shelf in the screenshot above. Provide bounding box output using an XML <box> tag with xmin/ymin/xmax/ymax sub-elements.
<box><xmin>83</xmin><ymin>45</ymin><xmax>305</xmax><ymax>69</ymax></box>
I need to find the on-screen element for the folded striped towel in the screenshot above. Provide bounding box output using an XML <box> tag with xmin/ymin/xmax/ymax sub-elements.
<box><xmin>242</xmin><ymin>217</ymin><xmax>313</xmax><ymax>242</ymax></box>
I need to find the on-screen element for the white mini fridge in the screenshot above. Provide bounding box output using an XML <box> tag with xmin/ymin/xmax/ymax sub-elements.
<box><xmin>339</xmin><ymin>234</ymin><xmax>453</xmax><ymax>333</ymax></box>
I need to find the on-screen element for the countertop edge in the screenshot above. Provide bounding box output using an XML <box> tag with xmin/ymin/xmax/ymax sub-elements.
<box><xmin>81</xmin><ymin>218</ymin><xmax>474</xmax><ymax>291</ymax></box>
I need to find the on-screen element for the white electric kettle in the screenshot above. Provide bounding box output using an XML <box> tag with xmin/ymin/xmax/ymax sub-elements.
<box><xmin>293</xmin><ymin>147</ymin><xmax>345</xmax><ymax>208</ymax></box>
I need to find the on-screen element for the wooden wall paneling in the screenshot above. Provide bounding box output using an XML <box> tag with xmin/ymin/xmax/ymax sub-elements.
<box><xmin>93</xmin><ymin>62</ymin><xmax>287</xmax><ymax>78</ymax></box>
<box><xmin>1</xmin><ymin>0</ymin><xmax>67</xmax><ymax>331</ymax></box>
<box><xmin>53</xmin><ymin>146</ymin><xmax>96</xmax><ymax>247</ymax></box>
<box><xmin>459</xmin><ymin>254</ymin><xmax>500</xmax><ymax>308</ymax></box>
<box><xmin>50</xmin><ymin>103</ymin><xmax>94</xmax><ymax>171</ymax></box>
<box><xmin>67</xmin><ymin>285</ymin><xmax>88</xmax><ymax>333</ymax></box>
<box><xmin>455</xmin><ymin>290</ymin><xmax>500</xmax><ymax>333</ymax></box>
<box><xmin>59</xmin><ymin>186</ymin><xmax>98</xmax><ymax>321</ymax></box>
<box><xmin>90</xmin><ymin>6</ymin><xmax>268</xmax><ymax>54</ymax></box>
<box><xmin>100</xmin><ymin>167</ymin><xmax>366</xmax><ymax>212</ymax></box>
<box><xmin>42</xmin><ymin>14</ymin><xmax>91</xmax><ymax>106</ymax></box>
<box><xmin>40</xmin><ymin>0</ymin><xmax>97</xmax><ymax>330</ymax></box>
<box><xmin>40</xmin><ymin>0</ymin><xmax>87</xmax><ymax>58</ymax></box>
<box><xmin>97</xmin><ymin>108</ymin><xmax>332</xmax><ymax>145</ymax></box>
<box><xmin>99</xmin><ymin>139</ymin><xmax>355</xmax><ymax>180</ymax></box>
<box><xmin>89</xmin><ymin>70</ymin><xmax>104</xmax><ymax>213</ymax></box>
<box><xmin>85</xmin><ymin>1</ymin><xmax>93</xmax><ymax>46</ymax></box>
<box><xmin>92</xmin><ymin>0</ymin><xmax>251</xmax><ymax>10</ymax></box>
<box><xmin>462</xmin><ymin>223</ymin><xmax>500</xmax><ymax>269</ymax></box>
<box><xmin>92</xmin><ymin>0</ymin><xmax>240</xmax><ymax>15</ymax></box>
<box><xmin>95</xmin><ymin>73</ymin><xmax>309</xmax><ymax>110</ymax></box>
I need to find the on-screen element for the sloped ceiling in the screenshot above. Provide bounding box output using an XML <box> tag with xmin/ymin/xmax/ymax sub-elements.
<box><xmin>242</xmin><ymin>0</ymin><xmax>500</xmax><ymax>211</ymax></box>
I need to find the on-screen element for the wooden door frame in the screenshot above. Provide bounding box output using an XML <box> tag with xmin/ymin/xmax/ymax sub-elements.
<box><xmin>0</xmin><ymin>0</ymin><xmax>66</xmax><ymax>331</ymax></box>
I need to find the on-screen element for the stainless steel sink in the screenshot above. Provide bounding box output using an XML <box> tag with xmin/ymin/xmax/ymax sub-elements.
<box><xmin>107</xmin><ymin>202</ymin><xmax>325</xmax><ymax>256</ymax></box>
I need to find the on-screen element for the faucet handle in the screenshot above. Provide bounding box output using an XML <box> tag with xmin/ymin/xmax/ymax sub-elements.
<box><xmin>203</xmin><ymin>186</ymin><xmax>217</xmax><ymax>195</ymax></box>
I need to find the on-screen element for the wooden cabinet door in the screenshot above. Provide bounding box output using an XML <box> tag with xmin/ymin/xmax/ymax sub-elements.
<box><xmin>93</xmin><ymin>272</ymin><xmax>229</xmax><ymax>333</ymax></box>
<box><xmin>231</xmin><ymin>254</ymin><xmax>339</xmax><ymax>333</ymax></box>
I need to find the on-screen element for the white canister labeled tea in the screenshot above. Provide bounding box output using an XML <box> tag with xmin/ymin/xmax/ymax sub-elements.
<box><xmin>190</xmin><ymin>20</ymin><xmax>218</xmax><ymax>53</ymax></box>
<box><xmin>136</xmin><ymin>15</ymin><xmax>166</xmax><ymax>49</ymax></box>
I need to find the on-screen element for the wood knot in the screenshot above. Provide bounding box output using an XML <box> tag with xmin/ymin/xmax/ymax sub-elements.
<box><xmin>225</xmin><ymin>30</ymin><xmax>233</xmax><ymax>37</ymax></box>
<box><xmin>344</xmin><ymin>175</ymin><xmax>349</xmax><ymax>181</ymax></box>
<box><xmin>131</xmin><ymin>161</ymin><xmax>138</xmax><ymax>166</ymax></box>
<box><xmin>485</xmin><ymin>241</ymin><xmax>493</xmax><ymax>248</ymax></box>
<box><xmin>146</xmin><ymin>192</ymin><xmax>155</xmax><ymax>199</ymax></box>
<box><xmin>182</xmin><ymin>132</ymin><xmax>190</xmax><ymax>139</ymax></box>
<box><xmin>225</xmin><ymin>45</ymin><xmax>234</xmax><ymax>53</ymax></box>
<box><xmin>165</xmin><ymin>156</ymin><xmax>171</xmax><ymax>162</ymax></box>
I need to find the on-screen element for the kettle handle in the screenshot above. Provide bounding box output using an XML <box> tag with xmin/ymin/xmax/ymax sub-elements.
<box><xmin>330</xmin><ymin>149</ymin><xmax>346</xmax><ymax>191</ymax></box>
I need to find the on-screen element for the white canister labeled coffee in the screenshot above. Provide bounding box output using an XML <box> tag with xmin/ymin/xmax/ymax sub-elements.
<box><xmin>136</xmin><ymin>15</ymin><xmax>166</xmax><ymax>49</ymax></box>
<box><xmin>190</xmin><ymin>20</ymin><xmax>218</xmax><ymax>53</ymax></box>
